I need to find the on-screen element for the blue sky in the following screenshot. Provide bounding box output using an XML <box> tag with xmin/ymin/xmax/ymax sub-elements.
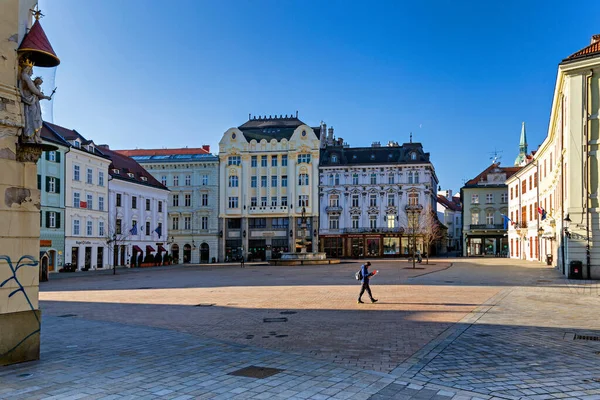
<box><xmin>38</xmin><ymin>0</ymin><xmax>598</xmax><ymax>192</ymax></box>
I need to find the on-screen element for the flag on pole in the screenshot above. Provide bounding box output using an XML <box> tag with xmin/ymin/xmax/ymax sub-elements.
<box><xmin>129</xmin><ymin>224</ymin><xmax>137</xmax><ymax>235</ymax></box>
<box><xmin>537</xmin><ymin>207</ymin><xmax>547</xmax><ymax>220</ymax></box>
<box><xmin>154</xmin><ymin>225</ymin><xmax>162</xmax><ymax>238</ymax></box>
<box><xmin>501</xmin><ymin>214</ymin><xmax>513</xmax><ymax>229</ymax></box>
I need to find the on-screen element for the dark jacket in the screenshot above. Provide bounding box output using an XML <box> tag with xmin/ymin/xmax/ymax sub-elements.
<box><xmin>360</xmin><ymin>264</ymin><xmax>374</xmax><ymax>283</ymax></box>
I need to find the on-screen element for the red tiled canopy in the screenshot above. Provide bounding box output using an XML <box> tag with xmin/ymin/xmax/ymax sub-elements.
<box><xmin>18</xmin><ymin>20</ymin><xmax>60</xmax><ymax>67</ymax></box>
<box><xmin>146</xmin><ymin>245</ymin><xmax>156</xmax><ymax>253</ymax></box>
<box><xmin>132</xmin><ymin>245</ymin><xmax>143</xmax><ymax>253</ymax></box>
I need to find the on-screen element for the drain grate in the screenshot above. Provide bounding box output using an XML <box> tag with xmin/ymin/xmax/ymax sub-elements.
<box><xmin>574</xmin><ymin>334</ymin><xmax>600</xmax><ymax>341</ymax></box>
<box><xmin>280</xmin><ymin>311</ymin><xmax>297</xmax><ymax>315</ymax></box>
<box><xmin>263</xmin><ymin>317</ymin><xmax>287</xmax><ymax>323</ymax></box>
<box><xmin>228</xmin><ymin>365</ymin><xmax>283</xmax><ymax>379</ymax></box>
<box><xmin>194</xmin><ymin>303</ymin><xmax>215</xmax><ymax>307</ymax></box>
<box><xmin>57</xmin><ymin>314</ymin><xmax>77</xmax><ymax>318</ymax></box>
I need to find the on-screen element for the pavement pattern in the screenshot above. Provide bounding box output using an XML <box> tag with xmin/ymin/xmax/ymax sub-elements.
<box><xmin>0</xmin><ymin>258</ymin><xmax>598</xmax><ymax>399</ymax></box>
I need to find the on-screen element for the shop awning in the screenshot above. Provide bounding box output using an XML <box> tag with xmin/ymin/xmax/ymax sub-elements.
<box><xmin>146</xmin><ymin>245</ymin><xmax>155</xmax><ymax>253</ymax></box>
<box><xmin>132</xmin><ymin>245</ymin><xmax>142</xmax><ymax>253</ymax></box>
<box><xmin>157</xmin><ymin>245</ymin><xmax>166</xmax><ymax>253</ymax></box>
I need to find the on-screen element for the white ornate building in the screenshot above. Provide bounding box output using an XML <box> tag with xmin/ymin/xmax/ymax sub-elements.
<box><xmin>218</xmin><ymin>114</ymin><xmax>321</xmax><ymax>261</ymax></box>
<box><xmin>101</xmin><ymin>147</ymin><xmax>169</xmax><ymax>267</ymax></box>
<box><xmin>45</xmin><ymin>123</ymin><xmax>111</xmax><ymax>270</ymax></box>
<box><xmin>118</xmin><ymin>147</ymin><xmax>220</xmax><ymax>264</ymax></box>
<box><xmin>318</xmin><ymin>131</ymin><xmax>439</xmax><ymax>258</ymax></box>
<box><xmin>436</xmin><ymin>189</ymin><xmax>462</xmax><ymax>253</ymax></box>
<box><xmin>508</xmin><ymin>34</ymin><xmax>600</xmax><ymax>279</ymax></box>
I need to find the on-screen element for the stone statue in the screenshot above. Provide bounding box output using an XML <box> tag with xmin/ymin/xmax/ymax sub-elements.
<box><xmin>19</xmin><ymin>60</ymin><xmax>51</xmax><ymax>144</ymax></box>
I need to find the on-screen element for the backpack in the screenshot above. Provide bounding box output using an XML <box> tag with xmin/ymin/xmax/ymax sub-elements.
<box><xmin>355</xmin><ymin>269</ymin><xmax>363</xmax><ymax>281</ymax></box>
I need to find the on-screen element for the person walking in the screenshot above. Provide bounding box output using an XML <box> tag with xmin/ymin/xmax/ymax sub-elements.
<box><xmin>357</xmin><ymin>261</ymin><xmax>378</xmax><ymax>304</ymax></box>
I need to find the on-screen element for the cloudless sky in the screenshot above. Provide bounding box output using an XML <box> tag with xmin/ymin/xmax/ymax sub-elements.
<box><xmin>38</xmin><ymin>0</ymin><xmax>599</xmax><ymax>193</ymax></box>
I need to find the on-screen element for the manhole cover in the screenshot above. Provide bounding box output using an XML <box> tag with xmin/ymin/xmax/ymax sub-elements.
<box><xmin>228</xmin><ymin>366</ymin><xmax>283</xmax><ymax>379</ymax></box>
<box><xmin>280</xmin><ymin>311</ymin><xmax>297</xmax><ymax>315</ymax></box>
<box><xmin>58</xmin><ymin>314</ymin><xmax>77</xmax><ymax>318</ymax></box>
<box><xmin>574</xmin><ymin>334</ymin><xmax>600</xmax><ymax>341</ymax></box>
<box><xmin>194</xmin><ymin>303</ymin><xmax>215</xmax><ymax>307</ymax></box>
<box><xmin>263</xmin><ymin>317</ymin><xmax>287</xmax><ymax>323</ymax></box>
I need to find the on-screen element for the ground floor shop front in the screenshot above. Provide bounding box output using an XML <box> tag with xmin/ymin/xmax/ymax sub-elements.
<box><xmin>319</xmin><ymin>235</ymin><xmax>425</xmax><ymax>258</ymax></box>
<box><xmin>64</xmin><ymin>238</ymin><xmax>109</xmax><ymax>270</ymax></box>
<box><xmin>169</xmin><ymin>236</ymin><xmax>219</xmax><ymax>264</ymax></box>
<box><xmin>464</xmin><ymin>234</ymin><xmax>508</xmax><ymax>257</ymax></box>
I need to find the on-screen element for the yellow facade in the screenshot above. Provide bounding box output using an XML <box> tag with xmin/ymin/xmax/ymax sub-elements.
<box><xmin>0</xmin><ymin>0</ymin><xmax>42</xmax><ymax>365</ymax></box>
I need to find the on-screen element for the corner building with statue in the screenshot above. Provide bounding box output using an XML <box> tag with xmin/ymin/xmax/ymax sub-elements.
<box><xmin>218</xmin><ymin>115</ymin><xmax>322</xmax><ymax>262</ymax></box>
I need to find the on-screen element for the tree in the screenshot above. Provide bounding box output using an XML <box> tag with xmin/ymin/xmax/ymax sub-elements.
<box><xmin>399</xmin><ymin>205</ymin><xmax>423</xmax><ymax>269</ymax></box>
<box><xmin>420</xmin><ymin>207</ymin><xmax>446</xmax><ymax>264</ymax></box>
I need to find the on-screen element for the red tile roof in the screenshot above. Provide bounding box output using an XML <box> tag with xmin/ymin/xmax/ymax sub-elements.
<box><xmin>116</xmin><ymin>147</ymin><xmax>210</xmax><ymax>157</ymax></box>
<box><xmin>101</xmin><ymin>146</ymin><xmax>168</xmax><ymax>191</ymax></box>
<box><xmin>465</xmin><ymin>163</ymin><xmax>521</xmax><ymax>187</ymax></box>
<box><xmin>563</xmin><ymin>35</ymin><xmax>600</xmax><ymax>62</ymax></box>
<box><xmin>437</xmin><ymin>194</ymin><xmax>462</xmax><ymax>212</ymax></box>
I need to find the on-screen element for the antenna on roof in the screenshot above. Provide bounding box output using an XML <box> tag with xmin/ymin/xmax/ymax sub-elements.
<box><xmin>489</xmin><ymin>148</ymin><xmax>503</xmax><ymax>164</ymax></box>
<box><xmin>295</xmin><ymin>110</ymin><xmax>298</xmax><ymax>118</ymax></box>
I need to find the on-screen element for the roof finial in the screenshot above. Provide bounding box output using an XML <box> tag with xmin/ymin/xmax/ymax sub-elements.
<box><xmin>410</xmin><ymin>132</ymin><xmax>413</xmax><ymax>143</ymax></box>
<box><xmin>296</xmin><ymin>110</ymin><xmax>298</xmax><ymax>118</ymax></box>
<box><xmin>30</xmin><ymin>5</ymin><xmax>44</xmax><ymax>20</ymax></box>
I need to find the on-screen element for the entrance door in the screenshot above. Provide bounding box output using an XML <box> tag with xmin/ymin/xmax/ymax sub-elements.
<box><xmin>171</xmin><ymin>244</ymin><xmax>179</xmax><ymax>264</ymax></box>
<box><xmin>97</xmin><ymin>247</ymin><xmax>103</xmax><ymax>268</ymax></box>
<box><xmin>114</xmin><ymin>244</ymin><xmax>119</xmax><ymax>266</ymax></box>
<box><xmin>85</xmin><ymin>247</ymin><xmax>92</xmax><ymax>269</ymax></box>
<box><xmin>40</xmin><ymin>255</ymin><xmax>48</xmax><ymax>282</ymax></box>
<box><xmin>183</xmin><ymin>244</ymin><xmax>192</xmax><ymax>263</ymax></box>
<box><xmin>71</xmin><ymin>247</ymin><xmax>78</xmax><ymax>268</ymax></box>
<box><xmin>48</xmin><ymin>250</ymin><xmax>56</xmax><ymax>272</ymax></box>
<box><xmin>200</xmin><ymin>243</ymin><xmax>209</xmax><ymax>263</ymax></box>
<box><xmin>120</xmin><ymin>245</ymin><xmax>126</xmax><ymax>265</ymax></box>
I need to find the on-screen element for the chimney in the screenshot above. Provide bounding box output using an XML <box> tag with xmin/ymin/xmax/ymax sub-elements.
<box><xmin>98</xmin><ymin>144</ymin><xmax>109</xmax><ymax>149</ymax></box>
<box><xmin>592</xmin><ymin>34</ymin><xmax>600</xmax><ymax>45</ymax></box>
<box><xmin>202</xmin><ymin>145</ymin><xmax>210</xmax><ymax>152</ymax></box>
<box><xmin>327</xmin><ymin>127</ymin><xmax>334</xmax><ymax>141</ymax></box>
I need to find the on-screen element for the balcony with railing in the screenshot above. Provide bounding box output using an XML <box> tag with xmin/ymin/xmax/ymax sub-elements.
<box><xmin>405</xmin><ymin>204</ymin><xmax>423</xmax><ymax>211</ymax></box>
<box><xmin>325</xmin><ymin>205</ymin><xmax>343</xmax><ymax>213</ymax></box>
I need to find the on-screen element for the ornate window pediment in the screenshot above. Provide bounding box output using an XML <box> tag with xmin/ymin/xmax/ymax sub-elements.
<box><xmin>367</xmin><ymin>206</ymin><xmax>379</xmax><ymax>215</ymax></box>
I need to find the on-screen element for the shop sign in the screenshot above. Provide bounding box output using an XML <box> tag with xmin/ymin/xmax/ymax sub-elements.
<box><xmin>75</xmin><ymin>240</ymin><xmax>92</xmax><ymax>245</ymax></box>
<box><xmin>40</xmin><ymin>240</ymin><xmax>52</xmax><ymax>247</ymax></box>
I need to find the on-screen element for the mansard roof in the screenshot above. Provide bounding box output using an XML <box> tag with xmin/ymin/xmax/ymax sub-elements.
<box><xmin>238</xmin><ymin>115</ymin><xmax>321</xmax><ymax>142</ymax></box>
<box><xmin>42</xmin><ymin>122</ymin><xmax>110</xmax><ymax>159</ymax></box>
<box><xmin>320</xmin><ymin>142</ymin><xmax>430</xmax><ymax>167</ymax></box>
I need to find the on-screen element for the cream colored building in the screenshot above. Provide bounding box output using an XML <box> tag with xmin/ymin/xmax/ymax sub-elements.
<box><xmin>218</xmin><ymin>115</ymin><xmax>321</xmax><ymax>261</ymax></box>
<box><xmin>1</xmin><ymin>0</ymin><xmax>59</xmax><ymax>365</ymax></box>
<box><xmin>507</xmin><ymin>35</ymin><xmax>600</xmax><ymax>279</ymax></box>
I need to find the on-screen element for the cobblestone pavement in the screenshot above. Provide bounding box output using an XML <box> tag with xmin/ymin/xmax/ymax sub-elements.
<box><xmin>0</xmin><ymin>258</ymin><xmax>598</xmax><ymax>399</ymax></box>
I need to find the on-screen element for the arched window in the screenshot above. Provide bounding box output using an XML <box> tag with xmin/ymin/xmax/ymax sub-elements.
<box><xmin>228</xmin><ymin>175</ymin><xmax>238</xmax><ymax>187</ymax></box>
<box><xmin>299</xmin><ymin>173</ymin><xmax>309</xmax><ymax>186</ymax></box>
<box><xmin>410</xmin><ymin>152</ymin><xmax>417</xmax><ymax>160</ymax></box>
<box><xmin>331</xmin><ymin>154</ymin><xmax>338</xmax><ymax>163</ymax></box>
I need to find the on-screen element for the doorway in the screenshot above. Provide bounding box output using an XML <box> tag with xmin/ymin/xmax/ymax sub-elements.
<box><xmin>183</xmin><ymin>244</ymin><xmax>192</xmax><ymax>263</ymax></box>
<box><xmin>171</xmin><ymin>244</ymin><xmax>179</xmax><ymax>264</ymax></box>
<box><xmin>48</xmin><ymin>250</ymin><xmax>56</xmax><ymax>272</ymax></box>
<box><xmin>200</xmin><ymin>243</ymin><xmax>209</xmax><ymax>263</ymax></box>
<box><xmin>71</xmin><ymin>246</ymin><xmax>78</xmax><ymax>268</ymax></box>
<box><xmin>84</xmin><ymin>247</ymin><xmax>92</xmax><ymax>270</ymax></box>
<box><xmin>40</xmin><ymin>254</ymin><xmax>49</xmax><ymax>282</ymax></box>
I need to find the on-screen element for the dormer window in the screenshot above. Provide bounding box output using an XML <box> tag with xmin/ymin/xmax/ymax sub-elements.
<box><xmin>73</xmin><ymin>141</ymin><xmax>80</xmax><ymax>148</ymax></box>
<box><xmin>410</xmin><ymin>152</ymin><xmax>417</xmax><ymax>160</ymax></box>
<box><xmin>112</xmin><ymin>169</ymin><xmax>120</xmax><ymax>174</ymax></box>
<box><xmin>127</xmin><ymin>172</ymin><xmax>135</xmax><ymax>178</ymax></box>
<box><xmin>141</xmin><ymin>176</ymin><xmax>148</xmax><ymax>182</ymax></box>
<box><xmin>331</xmin><ymin>154</ymin><xmax>338</xmax><ymax>163</ymax></box>
<box><xmin>370</xmin><ymin>154</ymin><xmax>375</xmax><ymax>160</ymax></box>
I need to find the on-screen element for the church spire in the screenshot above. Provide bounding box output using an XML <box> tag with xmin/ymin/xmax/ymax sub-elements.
<box><xmin>514</xmin><ymin>121</ymin><xmax>528</xmax><ymax>166</ymax></box>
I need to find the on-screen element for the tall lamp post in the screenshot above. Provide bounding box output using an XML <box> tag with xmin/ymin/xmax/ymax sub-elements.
<box><xmin>563</xmin><ymin>214</ymin><xmax>571</xmax><ymax>274</ymax></box>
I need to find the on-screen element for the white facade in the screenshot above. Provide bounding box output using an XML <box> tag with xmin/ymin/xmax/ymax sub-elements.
<box><xmin>127</xmin><ymin>151</ymin><xmax>220</xmax><ymax>264</ymax></box>
<box><xmin>107</xmin><ymin>173</ymin><xmax>169</xmax><ymax>267</ymax></box>
<box><xmin>319</xmin><ymin>137</ymin><xmax>439</xmax><ymax>258</ymax></box>
<box><xmin>218</xmin><ymin>116</ymin><xmax>321</xmax><ymax>261</ymax></box>
<box><xmin>507</xmin><ymin>35</ymin><xmax>600</xmax><ymax>279</ymax></box>
<box><xmin>436</xmin><ymin>190</ymin><xmax>462</xmax><ymax>253</ymax></box>
<box><xmin>64</xmin><ymin>143</ymin><xmax>111</xmax><ymax>270</ymax></box>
